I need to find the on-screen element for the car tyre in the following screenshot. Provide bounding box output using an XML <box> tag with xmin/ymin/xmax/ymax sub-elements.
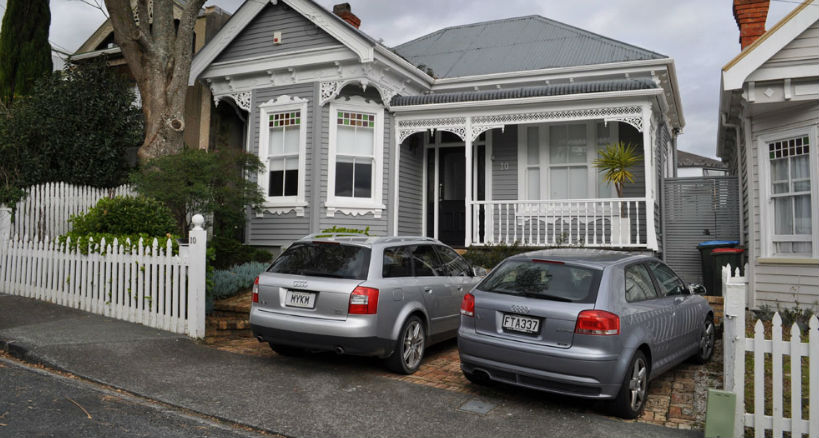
<box><xmin>692</xmin><ymin>315</ymin><xmax>716</xmax><ymax>364</ymax></box>
<box><xmin>269</xmin><ymin>343</ymin><xmax>306</xmax><ymax>357</ymax></box>
<box><xmin>385</xmin><ymin>315</ymin><xmax>425</xmax><ymax>374</ymax></box>
<box><xmin>612</xmin><ymin>350</ymin><xmax>649</xmax><ymax>419</ymax></box>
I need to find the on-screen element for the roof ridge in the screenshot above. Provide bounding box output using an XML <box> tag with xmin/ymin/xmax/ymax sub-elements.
<box><xmin>528</xmin><ymin>15</ymin><xmax>667</xmax><ymax>59</ymax></box>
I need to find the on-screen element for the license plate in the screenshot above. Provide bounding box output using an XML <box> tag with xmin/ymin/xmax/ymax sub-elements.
<box><xmin>285</xmin><ymin>290</ymin><xmax>316</xmax><ymax>309</ymax></box>
<box><xmin>502</xmin><ymin>314</ymin><xmax>540</xmax><ymax>334</ymax></box>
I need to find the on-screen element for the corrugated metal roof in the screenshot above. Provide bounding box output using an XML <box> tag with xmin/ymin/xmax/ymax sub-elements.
<box><xmin>677</xmin><ymin>150</ymin><xmax>727</xmax><ymax>169</ymax></box>
<box><xmin>390</xmin><ymin>78</ymin><xmax>657</xmax><ymax>106</ymax></box>
<box><xmin>393</xmin><ymin>16</ymin><xmax>667</xmax><ymax>79</ymax></box>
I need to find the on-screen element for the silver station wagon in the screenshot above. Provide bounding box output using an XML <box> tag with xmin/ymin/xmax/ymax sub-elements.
<box><xmin>250</xmin><ymin>234</ymin><xmax>481</xmax><ymax>374</ymax></box>
<box><xmin>458</xmin><ymin>249</ymin><xmax>714</xmax><ymax>418</ymax></box>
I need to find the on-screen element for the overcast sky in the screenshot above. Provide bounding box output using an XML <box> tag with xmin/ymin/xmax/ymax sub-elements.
<box><xmin>0</xmin><ymin>0</ymin><xmax>799</xmax><ymax>159</ymax></box>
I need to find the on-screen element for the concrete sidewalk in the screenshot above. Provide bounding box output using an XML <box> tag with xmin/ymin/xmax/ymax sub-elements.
<box><xmin>0</xmin><ymin>294</ymin><xmax>702</xmax><ymax>438</ymax></box>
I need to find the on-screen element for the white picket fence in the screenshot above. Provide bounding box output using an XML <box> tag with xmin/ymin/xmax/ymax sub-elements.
<box><xmin>723</xmin><ymin>264</ymin><xmax>819</xmax><ymax>437</ymax></box>
<box><xmin>0</xmin><ymin>209</ymin><xmax>207</xmax><ymax>338</ymax></box>
<box><xmin>11</xmin><ymin>182</ymin><xmax>134</xmax><ymax>240</ymax></box>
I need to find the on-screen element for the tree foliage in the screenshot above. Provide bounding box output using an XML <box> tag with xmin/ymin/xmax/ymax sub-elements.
<box><xmin>0</xmin><ymin>61</ymin><xmax>143</xmax><ymax>206</ymax></box>
<box><xmin>0</xmin><ymin>0</ymin><xmax>53</xmax><ymax>106</ymax></box>
<box><xmin>593</xmin><ymin>142</ymin><xmax>641</xmax><ymax>198</ymax></box>
<box><xmin>129</xmin><ymin>148</ymin><xmax>264</xmax><ymax>236</ymax></box>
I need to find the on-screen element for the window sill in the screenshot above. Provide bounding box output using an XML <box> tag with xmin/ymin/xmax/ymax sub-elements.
<box><xmin>757</xmin><ymin>257</ymin><xmax>819</xmax><ymax>266</ymax></box>
<box><xmin>256</xmin><ymin>200</ymin><xmax>307</xmax><ymax>217</ymax></box>
<box><xmin>325</xmin><ymin>201</ymin><xmax>385</xmax><ymax>218</ymax></box>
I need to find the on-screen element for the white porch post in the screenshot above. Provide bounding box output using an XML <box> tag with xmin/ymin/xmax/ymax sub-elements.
<box><xmin>642</xmin><ymin>104</ymin><xmax>659</xmax><ymax>251</ymax></box>
<box><xmin>393</xmin><ymin>118</ymin><xmax>400</xmax><ymax>236</ymax></box>
<box><xmin>464</xmin><ymin>118</ymin><xmax>473</xmax><ymax>247</ymax></box>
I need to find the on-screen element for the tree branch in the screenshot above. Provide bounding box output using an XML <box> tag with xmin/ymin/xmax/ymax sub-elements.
<box><xmin>73</xmin><ymin>0</ymin><xmax>109</xmax><ymax>18</ymax></box>
<box><xmin>169</xmin><ymin>0</ymin><xmax>206</xmax><ymax>100</ymax></box>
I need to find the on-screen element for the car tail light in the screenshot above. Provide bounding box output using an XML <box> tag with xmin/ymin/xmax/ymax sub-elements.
<box><xmin>575</xmin><ymin>310</ymin><xmax>620</xmax><ymax>335</ymax></box>
<box><xmin>460</xmin><ymin>293</ymin><xmax>475</xmax><ymax>317</ymax></box>
<box><xmin>349</xmin><ymin>286</ymin><xmax>379</xmax><ymax>314</ymax></box>
<box><xmin>252</xmin><ymin>277</ymin><xmax>259</xmax><ymax>303</ymax></box>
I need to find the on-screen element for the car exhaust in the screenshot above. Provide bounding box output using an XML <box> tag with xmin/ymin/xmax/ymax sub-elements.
<box><xmin>335</xmin><ymin>346</ymin><xmax>345</xmax><ymax>355</ymax></box>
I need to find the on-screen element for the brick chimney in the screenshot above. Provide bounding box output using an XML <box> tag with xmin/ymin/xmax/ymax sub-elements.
<box><xmin>733</xmin><ymin>0</ymin><xmax>770</xmax><ymax>49</ymax></box>
<box><xmin>333</xmin><ymin>3</ymin><xmax>361</xmax><ymax>29</ymax></box>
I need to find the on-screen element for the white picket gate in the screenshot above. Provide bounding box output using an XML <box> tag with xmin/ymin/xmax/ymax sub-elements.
<box><xmin>722</xmin><ymin>264</ymin><xmax>819</xmax><ymax>437</ymax></box>
<box><xmin>0</xmin><ymin>209</ymin><xmax>207</xmax><ymax>338</ymax></box>
<box><xmin>11</xmin><ymin>182</ymin><xmax>134</xmax><ymax>240</ymax></box>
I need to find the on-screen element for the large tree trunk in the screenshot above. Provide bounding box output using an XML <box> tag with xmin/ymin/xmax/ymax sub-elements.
<box><xmin>103</xmin><ymin>0</ymin><xmax>206</xmax><ymax>161</ymax></box>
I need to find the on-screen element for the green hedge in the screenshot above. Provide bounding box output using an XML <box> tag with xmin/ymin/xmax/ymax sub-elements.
<box><xmin>70</xmin><ymin>196</ymin><xmax>176</xmax><ymax>236</ymax></box>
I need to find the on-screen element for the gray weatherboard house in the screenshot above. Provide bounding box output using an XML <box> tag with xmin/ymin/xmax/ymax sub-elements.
<box><xmin>189</xmin><ymin>0</ymin><xmax>685</xmax><ymax>255</ymax></box>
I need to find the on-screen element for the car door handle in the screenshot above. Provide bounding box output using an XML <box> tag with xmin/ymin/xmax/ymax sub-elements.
<box><xmin>674</xmin><ymin>296</ymin><xmax>685</xmax><ymax>304</ymax></box>
<box><xmin>424</xmin><ymin>287</ymin><xmax>433</xmax><ymax>294</ymax></box>
<box><xmin>457</xmin><ymin>286</ymin><xmax>463</xmax><ymax>293</ymax></box>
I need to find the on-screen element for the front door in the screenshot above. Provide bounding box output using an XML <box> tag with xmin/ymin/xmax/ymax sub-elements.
<box><xmin>437</xmin><ymin>147</ymin><xmax>465</xmax><ymax>247</ymax></box>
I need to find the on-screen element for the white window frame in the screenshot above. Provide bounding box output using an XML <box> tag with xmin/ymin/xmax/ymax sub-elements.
<box><xmin>326</xmin><ymin>96</ymin><xmax>385</xmax><ymax>217</ymax></box>
<box><xmin>517</xmin><ymin>121</ymin><xmax>618</xmax><ymax>200</ymax></box>
<box><xmin>758</xmin><ymin>126</ymin><xmax>819</xmax><ymax>259</ymax></box>
<box><xmin>258</xmin><ymin>96</ymin><xmax>308</xmax><ymax>216</ymax></box>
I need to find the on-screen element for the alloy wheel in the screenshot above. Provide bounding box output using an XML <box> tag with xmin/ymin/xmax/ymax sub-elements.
<box><xmin>700</xmin><ymin>320</ymin><xmax>715</xmax><ymax>359</ymax></box>
<box><xmin>402</xmin><ymin>319</ymin><xmax>424</xmax><ymax>370</ymax></box>
<box><xmin>628</xmin><ymin>356</ymin><xmax>648</xmax><ymax>413</ymax></box>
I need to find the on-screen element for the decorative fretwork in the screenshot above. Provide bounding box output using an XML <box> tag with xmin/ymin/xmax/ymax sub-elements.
<box><xmin>320</xmin><ymin>81</ymin><xmax>343</xmax><ymax>105</ymax></box>
<box><xmin>234</xmin><ymin>92</ymin><xmax>251</xmax><ymax>112</ymax></box>
<box><xmin>471</xmin><ymin>106</ymin><xmax>645</xmax><ymax>132</ymax></box>
<box><xmin>604</xmin><ymin>116</ymin><xmax>643</xmax><ymax>132</ymax></box>
<box><xmin>397</xmin><ymin>117</ymin><xmax>467</xmax><ymax>143</ymax></box>
<box><xmin>470</xmin><ymin>125</ymin><xmax>504</xmax><ymax>142</ymax></box>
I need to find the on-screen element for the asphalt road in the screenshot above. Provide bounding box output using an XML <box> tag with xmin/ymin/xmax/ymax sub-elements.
<box><xmin>0</xmin><ymin>356</ymin><xmax>272</xmax><ymax>438</ymax></box>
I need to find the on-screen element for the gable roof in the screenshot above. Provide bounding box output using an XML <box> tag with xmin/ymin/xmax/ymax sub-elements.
<box><xmin>392</xmin><ymin>15</ymin><xmax>667</xmax><ymax>79</ymax></box>
<box><xmin>722</xmin><ymin>0</ymin><xmax>819</xmax><ymax>90</ymax></box>
<box><xmin>677</xmin><ymin>150</ymin><xmax>726</xmax><ymax>169</ymax></box>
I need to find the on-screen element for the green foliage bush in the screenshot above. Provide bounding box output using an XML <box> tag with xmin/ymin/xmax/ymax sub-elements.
<box><xmin>211</xmin><ymin>236</ymin><xmax>274</xmax><ymax>270</ymax></box>
<box><xmin>0</xmin><ymin>60</ymin><xmax>143</xmax><ymax>207</ymax></box>
<box><xmin>129</xmin><ymin>147</ymin><xmax>264</xmax><ymax>237</ymax></box>
<box><xmin>70</xmin><ymin>196</ymin><xmax>176</xmax><ymax>236</ymax></box>
<box><xmin>57</xmin><ymin>196</ymin><xmax>178</xmax><ymax>255</ymax></box>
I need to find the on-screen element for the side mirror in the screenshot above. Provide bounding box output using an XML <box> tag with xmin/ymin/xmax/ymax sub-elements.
<box><xmin>473</xmin><ymin>266</ymin><xmax>489</xmax><ymax>277</ymax></box>
<box><xmin>689</xmin><ymin>283</ymin><xmax>707</xmax><ymax>295</ymax></box>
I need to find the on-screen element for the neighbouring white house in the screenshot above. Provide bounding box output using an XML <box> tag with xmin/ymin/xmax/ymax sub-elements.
<box><xmin>676</xmin><ymin>150</ymin><xmax>728</xmax><ymax>177</ymax></box>
<box><xmin>718</xmin><ymin>0</ymin><xmax>819</xmax><ymax>307</ymax></box>
<box><xmin>189</xmin><ymin>0</ymin><xmax>685</xmax><ymax>254</ymax></box>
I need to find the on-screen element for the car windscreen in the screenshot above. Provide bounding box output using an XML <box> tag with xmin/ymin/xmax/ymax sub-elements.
<box><xmin>267</xmin><ymin>242</ymin><xmax>371</xmax><ymax>280</ymax></box>
<box><xmin>477</xmin><ymin>259</ymin><xmax>600</xmax><ymax>303</ymax></box>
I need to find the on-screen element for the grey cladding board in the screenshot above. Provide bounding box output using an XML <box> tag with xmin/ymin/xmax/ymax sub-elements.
<box><xmin>393</xmin><ymin>15</ymin><xmax>666</xmax><ymax>79</ymax></box>
<box><xmin>491</xmin><ymin>128</ymin><xmax>518</xmax><ymax>201</ymax></box>
<box><xmin>247</xmin><ymin>84</ymin><xmax>315</xmax><ymax>246</ymax></box>
<box><xmin>398</xmin><ymin>135</ymin><xmax>424</xmax><ymax>236</ymax></box>
<box><xmin>215</xmin><ymin>3</ymin><xmax>343</xmax><ymax>63</ymax></box>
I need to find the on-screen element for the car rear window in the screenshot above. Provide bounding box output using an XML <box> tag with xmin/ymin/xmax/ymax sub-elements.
<box><xmin>268</xmin><ymin>242</ymin><xmax>371</xmax><ymax>280</ymax></box>
<box><xmin>477</xmin><ymin>259</ymin><xmax>600</xmax><ymax>303</ymax></box>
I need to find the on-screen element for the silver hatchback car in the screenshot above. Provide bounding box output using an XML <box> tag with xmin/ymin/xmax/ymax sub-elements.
<box><xmin>250</xmin><ymin>234</ymin><xmax>481</xmax><ymax>374</ymax></box>
<box><xmin>458</xmin><ymin>249</ymin><xmax>714</xmax><ymax>418</ymax></box>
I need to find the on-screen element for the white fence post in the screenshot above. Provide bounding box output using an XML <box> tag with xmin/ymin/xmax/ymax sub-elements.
<box><xmin>722</xmin><ymin>263</ymin><xmax>747</xmax><ymax>438</ymax></box>
<box><xmin>0</xmin><ymin>205</ymin><xmax>10</xmax><ymax>243</ymax></box>
<box><xmin>186</xmin><ymin>214</ymin><xmax>207</xmax><ymax>338</ymax></box>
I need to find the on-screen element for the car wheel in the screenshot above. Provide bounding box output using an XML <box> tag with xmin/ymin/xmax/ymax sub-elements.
<box><xmin>692</xmin><ymin>315</ymin><xmax>715</xmax><ymax>364</ymax></box>
<box><xmin>385</xmin><ymin>315</ymin><xmax>425</xmax><ymax>374</ymax></box>
<box><xmin>269</xmin><ymin>343</ymin><xmax>305</xmax><ymax>357</ymax></box>
<box><xmin>612</xmin><ymin>350</ymin><xmax>649</xmax><ymax>419</ymax></box>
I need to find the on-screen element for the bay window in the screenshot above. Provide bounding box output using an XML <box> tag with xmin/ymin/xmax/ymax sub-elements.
<box><xmin>519</xmin><ymin>121</ymin><xmax>619</xmax><ymax>200</ymax></box>
<box><xmin>327</xmin><ymin>97</ymin><xmax>385</xmax><ymax>216</ymax></box>
<box><xmin>258</xmin><ymin>96</ymin><xmax>308</xmax><ymax>215</ymax></box>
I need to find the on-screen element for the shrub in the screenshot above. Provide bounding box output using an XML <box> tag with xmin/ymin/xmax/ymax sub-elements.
<box><xmin>207</xmin><ymin>261</ymin><xmax>268</xmax><ymax>302</ymax></box>
<box><xmin>211</xmin><ymin>235</ymin><xmax>274</xmax><ymax>270</ymax></box>
<box><xmin>463</xmin><ymin>243</ymin><xmax>532</xmax><ymax>269</ymax></box>
<box><xmin>0</xmin><ymin>60</ymin><xmax>143</xmax><ymax>195</ymax></box>
<box><xmin>129</xmin><ymin>147</ymin><xmax>264</xmax><ymax>236</ymax></box>
<box><xmin>69</xmin><ymin>196</ymin><xmax>177</xmax><ymax>236</ymax></box>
